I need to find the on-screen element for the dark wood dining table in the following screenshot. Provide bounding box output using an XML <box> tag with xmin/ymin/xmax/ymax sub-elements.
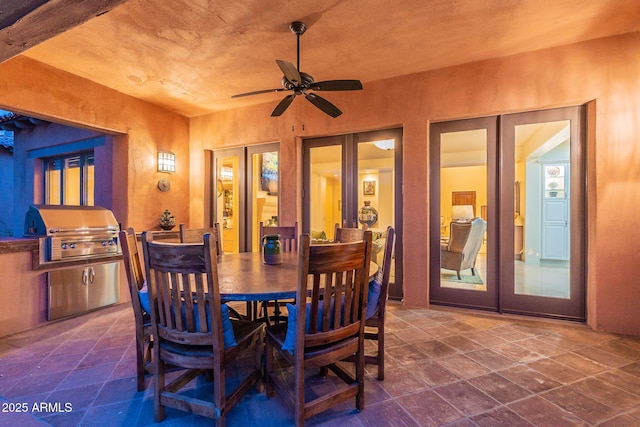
<box><xmin>216</xmin><ymin>250</ymin><xmax>378</xmax><ymax>303</ymax></box>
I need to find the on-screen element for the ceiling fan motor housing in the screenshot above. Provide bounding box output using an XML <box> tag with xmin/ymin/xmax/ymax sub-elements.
<box><xmin>281</xmin><ymin>72</ymin><xmax>314</xmax><ymax>93</ymax></box>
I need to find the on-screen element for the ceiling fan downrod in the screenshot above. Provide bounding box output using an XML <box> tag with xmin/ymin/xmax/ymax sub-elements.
<box><xmin>289</xmin><ymin>21</ymin><xmax>306</xmax><ymax>72</ymax></box>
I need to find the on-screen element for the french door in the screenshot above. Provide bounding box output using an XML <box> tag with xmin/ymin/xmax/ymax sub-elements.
<box><xmin>303</xmin><ymin>128</ymin><xmax>403</xmax><ymax>299</ymax></box>
<box><xmin>429</xmin><ymin>106</ymin><xmax>586</xmax><ymax>320</ymax></box>
<box><xmin>429</xmin><ymin>117</ymin><xmax>499</xmax><ymax>310</ymax></box>
<box><xmin>207</xmin><ymin>143</ymin><xmax>280</xmax><ymax>254</ymax></box>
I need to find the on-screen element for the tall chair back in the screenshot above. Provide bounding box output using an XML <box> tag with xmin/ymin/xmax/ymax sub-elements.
<box><xmin>260</xmin><ymin>221</ymin><xmax>298</xmax><ymax>252</ymax></box>
<box><xmin>334</xmin><ymin>225</ymin><xmax>367</xmax><ymax>242</ymax></box>
<box><xmin>179</xmin><ymin>223</ymin><xmax>223</xmax><ymax>255</ymax></box>
<box><xmin>119</xmin><ymin>227</ymin><xmax>152</xmax><ymax>391</ymax></box>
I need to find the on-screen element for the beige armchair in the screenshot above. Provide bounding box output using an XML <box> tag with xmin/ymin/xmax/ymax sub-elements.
<box><xmin>441</xmin><ymin>217</ymin><xmax>487</xmax><ymax>280</ymax></box>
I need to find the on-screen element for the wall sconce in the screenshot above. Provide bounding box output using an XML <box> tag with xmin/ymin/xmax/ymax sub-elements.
<box><xmin>157</xmin><ymin>151</ymin><xmax>175</xmax><ymax>173</ymax></box>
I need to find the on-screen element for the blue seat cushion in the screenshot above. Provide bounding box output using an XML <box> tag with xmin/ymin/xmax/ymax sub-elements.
<box><xmin>282</xmin><ymin>299</ymin><xmax>339</xmax><ymax>352</ymax></box>
<box><xmin>138</xmin><ymin>283</ymin><xmax>151</xmax><ymax>314</ymax></box>
<box><xmin>366</xmin><ymin>273</ymin><xmax>383</xmax><ymax>319</ymax></box>
<box><xmin>137</xmin><ymin>286</ymin><xmax>236</xmax><ymax>348</ymax></box>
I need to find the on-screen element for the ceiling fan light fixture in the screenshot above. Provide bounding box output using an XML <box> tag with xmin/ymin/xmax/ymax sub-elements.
<box><xmin>373</xmin><ymin>139</ymin><xmax>395</xmax><ymax>150</ymax></box>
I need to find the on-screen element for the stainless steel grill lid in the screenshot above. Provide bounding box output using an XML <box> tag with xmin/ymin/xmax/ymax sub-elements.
<box><xmin>24</xmin><ymin>204</ymin><xmax>121</xmax><ymax>262</ymax></box>
<box><xmin>24</xmin><ymin>204</ymin><xmax>119</xmax><ymax>236</ymax></box>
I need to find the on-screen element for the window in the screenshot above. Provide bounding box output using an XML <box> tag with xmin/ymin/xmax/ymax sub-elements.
<box><xmin>45</xmin><ymin>152</ymin><xmax>94</xmax><ymax>205</ymax></box>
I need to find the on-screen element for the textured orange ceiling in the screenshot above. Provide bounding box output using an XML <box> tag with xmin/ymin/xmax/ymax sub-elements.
<box><xmin>19</xmin><ymin>0</ymin><xmax>640</xmax><ymax>117</ymax></box>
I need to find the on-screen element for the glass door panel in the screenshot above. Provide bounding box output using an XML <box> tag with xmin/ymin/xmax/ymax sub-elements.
<box><xmin>213</xmin><ymin>148</ymin><xmax>245</xmax><ymax>254</ymax></box>
<box><xmin>514</xmin><ymin>122</ymin><xmax>571</xmax><ymax>299</ymax></box>
<box><xmin>247</xmin><ymin>144</ymin><xmax>279</xmax><ymax>252</ymax></box>
<box><xmin>308</xmin><ymin>145</ymin><xmax>342</xmax><ymax>241</ymax></box>
<box><xmin>356</xmin><ymin>137</ymin><xmax>398</xmax><ymax>293</ymax></box>
<box><xmin>429</xmin><ymin>117</ymin><xmax>498</xmax><ymax>310</ymax></box>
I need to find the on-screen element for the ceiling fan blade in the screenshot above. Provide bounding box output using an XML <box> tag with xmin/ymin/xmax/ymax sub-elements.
<box><xmin>305</xmin><ymin>93</ymin><xmax>342</xmax><ymax>118</ymax></box>
<box><xmin>276</xmin><ymin>60</ymin><xmax>302</xmax><ymax>85</ymax></box>
<box><xmin>271</xmin><ymin>94</ymin><xmax>296</xmax><ymax>117</ymax></box>
<box><xmin>310</xmin><ymin>80</ymin><xmax>363</xmax><ymax>91</ymax></box>
<box><xmin>231</xmin><ymin>88</ymin><xmax>286</xmax><ymax>98</ymax></box>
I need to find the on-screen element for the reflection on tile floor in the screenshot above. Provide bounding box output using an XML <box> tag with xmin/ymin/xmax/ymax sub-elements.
<box><xmin>2</xmin><ymin>302</ymin><xmax>640</xmax><ymax>426</ymax></box>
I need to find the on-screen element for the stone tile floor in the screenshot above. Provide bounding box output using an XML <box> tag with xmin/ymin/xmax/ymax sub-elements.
<box><xmin>2</xmin><ymin>302</ymin><xmax>640</xmax><ymax>426</ymax></box>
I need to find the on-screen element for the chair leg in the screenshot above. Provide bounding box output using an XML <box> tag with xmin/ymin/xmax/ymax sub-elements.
<box><xmin>265</xmin><ymin>339</ymin><xmax>275</xmax><ymax>398</ymax></box>
<box><xmin>377</xmin><ymin>328</ymin><xmax>385</xmax><ymax>381</ymax></box>
<box><xmin>456</xmin><ymin>270</ymin><xmax>462</xmax><ymax>280</ymax></box>
<box><xmin>213</xmin><ymin>367</ymin><xmax>225</xmax><ymax>427</ymax></box>
<box><xmin>154</xmin><ymin>358</ymin><xmax>166</xmax><ymax>422</ymax></box>
<box><xmin>294</xmin><ymin>362</ymin><xmax>305</xmax><ymax>427</ymax></box>
<box><xmin>136</xmin><ymin>338</ymin><xmax>145</xmax><ymax>391</ymax></box>
<box><xmin>471</xmin><ymin>267</ymin><xmax>476</xmax><ymax>276</ymax></box>
<box><xmin>356</xmin><ymin>345</ymin><xmax>365</xmax><ymax>411</ymax></box>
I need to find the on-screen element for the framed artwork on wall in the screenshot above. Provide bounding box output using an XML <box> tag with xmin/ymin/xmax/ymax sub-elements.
<box><xmin>363</xmin><ymin>180</ymin><xmax>375</xmax><ymax>195</ymax></box>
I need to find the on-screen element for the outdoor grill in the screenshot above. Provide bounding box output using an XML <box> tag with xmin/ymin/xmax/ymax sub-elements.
<box><xmin>24</xmin><ymin>204</ymin><xmax>120</xmax><ymax>262</ymax></box>
<box><xmin>24</xmin><ymin>204</ymin><xmax>121</xmax><ymax>320</ymax></box>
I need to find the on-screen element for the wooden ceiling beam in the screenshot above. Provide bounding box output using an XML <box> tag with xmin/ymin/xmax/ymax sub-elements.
<box><xmin>0</xmin><ymin>0</ymin><xmax>129</xmax><ymax>64</ymax></box>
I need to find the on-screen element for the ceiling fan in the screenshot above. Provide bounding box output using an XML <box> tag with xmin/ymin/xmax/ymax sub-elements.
<box><xmin>231</xmin><ymin>21</ymin><xmax>363</xmax><ymax>118</ymax></box>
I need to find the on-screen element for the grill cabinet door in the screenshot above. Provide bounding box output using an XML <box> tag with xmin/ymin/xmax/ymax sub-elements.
<box><xmin>48</xmin><ymin>267</ymin><xmax>89</xmax><ymax>320</ymax></box>
<box><xmin>87</xmin><ymin>262</ymin><xmax>120</xmax><ymax>310</ymax></box>
<box><xmin>48</xmin><ymin>262</ymin><xmax>120</xmax><ymax>321</ymax></box>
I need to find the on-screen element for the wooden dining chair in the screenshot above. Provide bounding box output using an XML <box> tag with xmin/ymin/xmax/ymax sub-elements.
<box><xmin>260</xmin><ymin>221</ymin><xmax>298</xmax><ymax>251</ymax></box>
<box><xmin>179</xmin><ymin>222</ymin><xmax>223</xmax><ymax>255</ymax></box>
<box><xmin>119</xmin><ymin>227</ymin><xmax>152</xmax><ymax>391</ymax></box>
<box><xmin>258</xmin><ymin>221</ymin><xmax>298</xmax><ymax>323</ymax></box>
<box><xmin>141</xmin><ymin>232</ymin><xmax>264</xmax><ymax>425</ymax></box>
<box><xmin>265</xmin><ymin>232</ymin><xmax>373</xmax><ymax>426</ymax></box>
<box><xmin>363</xmin><ymin>226</ymin><xmax>395</xmax><ymax>380</ymax></box>
<box><xmin>334</xmin><ymin>224</ymin><xmax>367</xmax><ymax>242</ymax></box>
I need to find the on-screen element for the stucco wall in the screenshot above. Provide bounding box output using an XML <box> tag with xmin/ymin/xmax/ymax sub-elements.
<box><xmin>0</xmin><ymin>56</ymin><xmax>190</xmax><ymax>232</ymax></box>
<box><xmin>0</xmin><ymin>32</ymin><xmax>638</xmax><ymax>335</ymax></box>
<box><xmin>190</xmin><ymin>32</ymin><xmax>640</xmax><ymax>335</ymax></box>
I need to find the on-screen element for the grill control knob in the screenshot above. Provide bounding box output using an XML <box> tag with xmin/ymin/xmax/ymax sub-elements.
<box><xmin>70</xmin><ymin>243</ymin><xmax>76</xmax><ymax>249</ymax></box>
<box><xmin>62</xmin><ymin>244</ymin><xmax>68</xmax><ymax>250</ymax></box>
